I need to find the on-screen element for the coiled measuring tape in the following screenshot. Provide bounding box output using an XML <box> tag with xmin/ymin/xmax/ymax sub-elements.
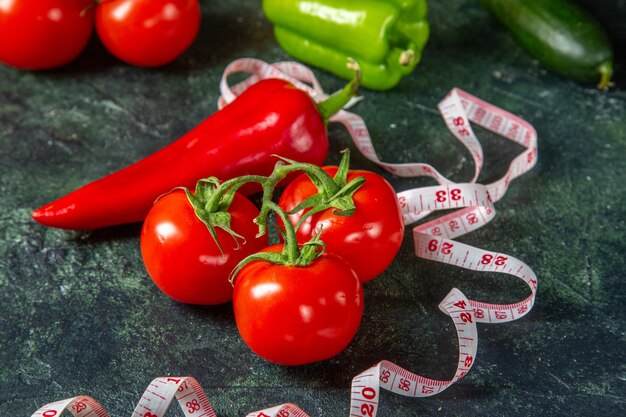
<box><xmin>30</xmin><ymin>59</ymin><xmax>538</xmax><ymax>417</ymax></box>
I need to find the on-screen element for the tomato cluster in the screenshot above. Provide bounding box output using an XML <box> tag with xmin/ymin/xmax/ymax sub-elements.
<box><xmin>140</xmin><ymin>154</ymin><xmax>405</xmax><ymax>365</ymax></box>
<box><xmin>0</xmin><ymin>0</ymin><xmax>200</xmax><ymax>70</ymax></box>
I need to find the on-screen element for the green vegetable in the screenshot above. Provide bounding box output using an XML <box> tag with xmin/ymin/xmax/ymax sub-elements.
<box><xmin>479</xmin><ymin>0</ymin><xmax>614</xmax><ymax>89</ymax></box>
<box><xmin>262</xmin><ymin>0</ymin><xmax>429</xmax><ymax>90</ymax></box>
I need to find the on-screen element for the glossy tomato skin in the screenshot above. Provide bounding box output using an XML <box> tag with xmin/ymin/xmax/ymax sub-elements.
<box><xmin>95</xmin><ymin>0</ymin><xmax>201</xmax><ymax>67</ymax></box>
<box><xmin>140</xmin><ymin>190</ymin><xmax>267</xmax><ymax>305</ymax></box>
<box><xmin>278</xmin><ymin>167</ymin><xmax>404</xmax><ymax>283</ymax></box>
<box><xmin>233</xmin><ymin>245</ymin><xmax>363</xmax><ymax>365</ymax></box>
<box><xmin>0</xmin><ymin>0</ymin><xmax>94</xmax><ymax>70</ymax></box>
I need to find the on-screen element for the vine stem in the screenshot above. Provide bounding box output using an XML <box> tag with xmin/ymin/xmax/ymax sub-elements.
<box><xmin>195</xmin><ymin>150</ymin><xmax>362</xmax><ymax>277</ymax></box>
<box><xmin>264</xmin><ymin>201</ymin><xmax>300</xmax><ymax>263</ymax></box>
<box><xmin>205</xmin><ymin>175</ymin><xmax>269</xmax><ymax>213</ymax></box>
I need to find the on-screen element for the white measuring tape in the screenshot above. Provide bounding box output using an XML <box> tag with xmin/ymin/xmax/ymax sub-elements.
<box><xmin>30</xmin><ymin>59</ymin><xmax>538</xmax><ymax>417</ymax></box>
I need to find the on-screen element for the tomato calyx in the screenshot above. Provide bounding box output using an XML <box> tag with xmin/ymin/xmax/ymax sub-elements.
<box><xmin>279</xmin><ymin>149</ymin><xmax>366</xmax><ymax>229</ymax></box>
<box><xmin>177</xmin><ymin>150</ymin><xmax>366</xmax><ymax>282</ymax></box>
<box><xmin>178</xmin><ymin>173</ymin><xmax>271</xmax><ymax>255</ymax></box>
<box><xmin>182</xmin><ymin>178</ymin><xmax>248</xmax><ymax>255</ymax></box>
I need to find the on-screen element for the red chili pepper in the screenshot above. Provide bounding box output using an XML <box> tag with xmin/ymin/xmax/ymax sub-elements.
<box><xmin>32</xmin><ymin>70</ymin><xmax>360</xmax><ymax>230</ymax></box>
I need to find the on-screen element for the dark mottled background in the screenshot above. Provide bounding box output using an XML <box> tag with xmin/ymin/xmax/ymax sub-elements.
<box><xmin>1</xmin><ymin>1</ymin><xmax>625</xmax><ymax>416</ymax></box>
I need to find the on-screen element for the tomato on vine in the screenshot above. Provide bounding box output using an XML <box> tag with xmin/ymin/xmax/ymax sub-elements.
<box><xmin>232</xmin><ymin>243</ymin><xmax>363</xmax><ymax>366</ymax></box>
<box><xmin>278</xmin><ymin>151</ymin><xmax>404</xmax><ymax>283</ymax></box>
<box><xmin>231</xmin><ymin>200</ymin><xmax>363</xmax><ymax>366</ymax></box>
<box><xmin>140</xmin><ymin>179</ymin><xmax>267</xmax><ymax>305</ymax></box>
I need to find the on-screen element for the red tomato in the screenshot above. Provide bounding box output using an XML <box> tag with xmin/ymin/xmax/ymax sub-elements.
<box><xmin>233</xmin><ymin>245</ymin><xmax>363</xmax><ymax>365</ymax></box>
<box><xmin>278</xmin><ymin>167</ymin><xmax>404</xmax><ymax>283</ymax></box>
<box><xmin>140</xmin><ymin>190</ymin><xmax>267</xmax><ymax>305</ymax></box>
<box><xmin>0</xmin><ymin>0</ymin><xmax>94</xmax><ymax>70</ymax></box>
<box><xmin>95</xmin><ymin>0</ymin><xmax>200</xmax><ymax>67</ymax></box>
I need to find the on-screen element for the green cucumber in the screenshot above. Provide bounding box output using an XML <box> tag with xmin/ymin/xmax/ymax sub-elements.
<box><xmin>479</xmin><ymin>0</ymin><xmax>614</xmax><ymax>89</ymax></box>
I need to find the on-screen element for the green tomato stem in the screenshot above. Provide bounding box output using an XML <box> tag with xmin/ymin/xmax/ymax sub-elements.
<box><xmin>264</xmin><ymin>201</ymin><xmax>300</xmax><ymax>263</ymax></box>
<box><xmin>278</xmin><ymin>149</ymin><xmax>364</xmax><ymax>231</ymax></box>
<box><xmin>272</xmin><ymin>159</ymin><xmax>340</xmax><ymax>196</ymax></box>
<box><xmin>189</xmin><ymin>151</ymin><xmax>361</xmax><ymax>276</ymax></box>
<box><xmin>204</xmin><ymin>174</ymin><xmax>270</xmax><ymax>213</ymax></box>
<box><xmin>228</xmin><ymin>201</ymin><xmax>326</xmax><ymax>286</ymax></box>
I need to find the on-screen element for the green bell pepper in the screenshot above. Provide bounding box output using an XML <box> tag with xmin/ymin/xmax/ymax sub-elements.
<box><xmin>263</xmin><ymin>0</ymin><xmax>430</xmax><ymax>90</ymax></box>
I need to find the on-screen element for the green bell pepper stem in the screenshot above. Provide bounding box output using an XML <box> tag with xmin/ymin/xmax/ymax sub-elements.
<box><xmin>597</xmin><ymin>61</ymin><xmax>613</xmax><ymax>90</ymax></box>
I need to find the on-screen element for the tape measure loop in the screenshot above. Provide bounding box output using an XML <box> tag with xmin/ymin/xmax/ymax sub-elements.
<box><xmin>31</xmin><ymin>396</ymin><xmax>110</xmax><ymax>417</ymax></box>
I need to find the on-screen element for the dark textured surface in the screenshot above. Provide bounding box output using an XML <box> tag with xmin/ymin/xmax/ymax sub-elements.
<box><xmin>1</xmin><ymin>1</ymin><xmax>625</xmax><ymax>416</ymax></box>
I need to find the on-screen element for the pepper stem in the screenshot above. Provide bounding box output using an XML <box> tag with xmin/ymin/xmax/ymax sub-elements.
<box><xmin>597</xmin><ymin>61</ymin><xmax>614</xmax><ymax>91</ymax></box>
<box><xmin>317</xmin><ymin>58</ymin><xmax>362</xmax><ymax>122</ymax></box>
<box><xmin>399</xmin><ymin>49</ymin><xmax>416</xmax><ymax>66</ymax></box>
